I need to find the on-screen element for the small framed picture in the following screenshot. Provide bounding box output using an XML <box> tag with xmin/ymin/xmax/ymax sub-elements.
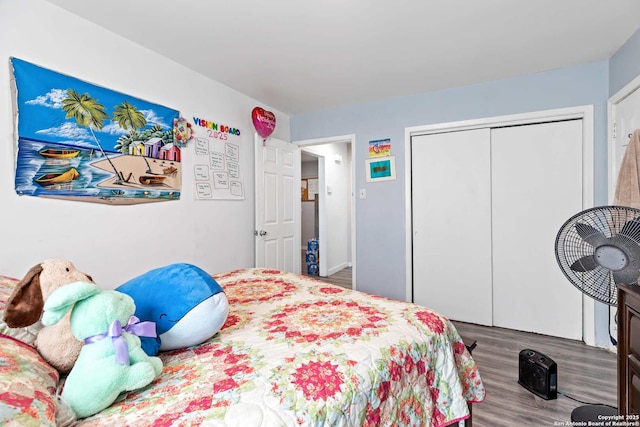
<box><xmin>366</xmin><ymin>156</ymin><xmax>396</xmax><ymax>182</ymax></box>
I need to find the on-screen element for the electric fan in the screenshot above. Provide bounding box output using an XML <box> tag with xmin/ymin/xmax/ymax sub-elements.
<box><xmin>554</xmin><ymin>205</ymin><xmax>640</xmax><ymax>421</ymax></box>
<box><xmin>555</xmin><ymin>205</ymin><xmax>640</xmax><ymax>307</ymax></box>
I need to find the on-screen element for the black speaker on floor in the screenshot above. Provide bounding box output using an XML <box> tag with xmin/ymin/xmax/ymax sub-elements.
<box><xmin>518</xmin><ymin>349</ymin><xmax>557</xmax><ymax>400</ymax></box>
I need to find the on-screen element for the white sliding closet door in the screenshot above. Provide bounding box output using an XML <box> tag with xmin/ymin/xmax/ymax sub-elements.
<box><xmin>491</xmin><ymin>120</ymin><xmax>583</xmax><ymax>340</ymax></box>
<box><xmin>411</xmin><ymin>119</ymin><xmax>584</xmax><ymax>339</ymax></box>
<box><xmin>412</xmin><ymin>129</ymin><xmax>493</xmax><ymax>325</ymax></box>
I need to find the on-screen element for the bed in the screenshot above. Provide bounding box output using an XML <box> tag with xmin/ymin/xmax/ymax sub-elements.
<box><xmin>0</xmin><ymin>268</ymin><xmax>485</xmax><ymax>426</ymax></box>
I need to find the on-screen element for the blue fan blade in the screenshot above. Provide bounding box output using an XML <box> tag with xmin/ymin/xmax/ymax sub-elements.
<box><xmin>570</xmin><ymin>256</ymin><xmax>598</xmax><ymax>272</ymax></box>
<box><xmin>619</xmin><ymin>217</ymin><xmax>640</xmax><ymax>243</ymax></box>
<box><xmin>575</xmin><ymin>222</ymin><xmax>608</xmax><ymax>247</ymax></box>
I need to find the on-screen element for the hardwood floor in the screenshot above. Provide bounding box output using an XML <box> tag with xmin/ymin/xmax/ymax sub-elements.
<box><xmin>300</xmin><ymin>251</ymin><xmax>352</xmax><ymax>289</ymax></box>
<box><xmin>311</xmin><ymin>267</ymin><xmax>352</xmax><ymax>288</ymax></box>
<box><xmin>453</xmin><ymin>321</ymin><xmax>617</xmax><ymax>426</ymax></box>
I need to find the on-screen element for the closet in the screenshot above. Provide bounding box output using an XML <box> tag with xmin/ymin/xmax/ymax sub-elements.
<box><xmin>411</xmin><ymin>119</ymin><xmax>584</xmax><ymax>340</ymax></box>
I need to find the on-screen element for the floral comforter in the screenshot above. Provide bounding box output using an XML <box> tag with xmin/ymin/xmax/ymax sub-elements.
<box><xmin>75</xmin><ymin>268</ymin><xmax>485</xmax><ymax>427</ymax></box>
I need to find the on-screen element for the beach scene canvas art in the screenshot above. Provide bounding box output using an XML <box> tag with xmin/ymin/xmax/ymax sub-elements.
<box><xmin>11</xmin><ymin>57</ymin><xmax>181</xmax><ymax>204</ymax></box>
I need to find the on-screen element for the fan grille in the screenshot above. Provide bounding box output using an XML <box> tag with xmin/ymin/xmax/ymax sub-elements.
<box><xmin>555</xmin><ymin>206</ymin><xmax>640</xmax><ymax>306</ymax></box>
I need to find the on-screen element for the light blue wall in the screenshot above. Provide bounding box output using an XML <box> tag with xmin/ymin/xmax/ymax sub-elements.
<box><xmin>611</xmin><ymin>27</ymin><xmax>640</xmax><ymax>96</ymax></box>
<box><xmin>291</xmin><ymin>61</ymin><xmax>612</xmax><ymax>344</ymax></box>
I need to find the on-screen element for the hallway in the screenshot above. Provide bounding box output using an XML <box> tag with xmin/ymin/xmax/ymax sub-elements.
<box><xmin>300</xmin><ymin>251</ymin><xmax>352</xmax><ymax>289</ymax></box>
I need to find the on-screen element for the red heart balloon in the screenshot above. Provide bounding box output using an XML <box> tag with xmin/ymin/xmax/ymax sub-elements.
<box><xmin>251</xmin><ymin>107</ymin><xmax>276</xmax><ymax>139</ymax></box>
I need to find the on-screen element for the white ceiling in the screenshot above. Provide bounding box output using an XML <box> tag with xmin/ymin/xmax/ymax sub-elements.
<box><xmin>45</xmin><ymin>0</ymin><xmax>640</xmax><ymax>116</ymax></box>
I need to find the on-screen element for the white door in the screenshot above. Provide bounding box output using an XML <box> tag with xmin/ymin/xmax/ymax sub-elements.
<box><xmin>254</xmin><ymin>134</ymin><xmax>301</xmax><ymax>273</ymax></box>
<box><xmin>412</xmin><ymin>129</ymin><xmax>494</xmax><ymax>325</ymax></box>
<box><xmin>612</xmin><ymin>86</ymin><xmax>640</xmax><ymax>198</ymax></box>
<box><xmin>491</xmin><ymin>120</ymin><xmax>583</xmax><ymax>340</ymax></box>
<box><xmin>609</xmin><ymin>82</ymin><xmax>640</xmax><ymax>345</ymax></box>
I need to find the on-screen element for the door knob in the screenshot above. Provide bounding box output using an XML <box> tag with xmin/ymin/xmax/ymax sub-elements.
<box><xmin>255</xmin><ymin>230</ymin><xmax>268</xmax><ymax>236</ymax></box>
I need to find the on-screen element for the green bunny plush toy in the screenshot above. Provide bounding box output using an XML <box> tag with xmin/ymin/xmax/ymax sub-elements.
<box><xmin>42</xmin><ymin>281</ymin><xmax>162</xmax><ymax>419</ymax></box>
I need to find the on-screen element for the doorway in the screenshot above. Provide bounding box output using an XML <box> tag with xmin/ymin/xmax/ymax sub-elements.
<box><xmin>295</xmin><ymin>134</ymin><xmax>356</xmax><ymax>289</ymax></box>
<box><xmin>300</xmin><ymin>151</ymin><xmax>323</xmax><ymax>276</ymax></box>
<box><xmin>609</xmin><ymin>73</ymin><xmax>640</xmax><ymax>200</ymax></box>
<box><xmin>608</xmin><ymin>73</ymin><xmax>640</xmax><ymax>350</ymax></box>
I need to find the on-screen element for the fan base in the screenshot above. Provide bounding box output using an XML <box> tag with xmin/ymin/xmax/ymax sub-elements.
<box><xmin>570</xmin><ymin>404</ymin><xmax>617</xmax><ymax>422</ymax></box>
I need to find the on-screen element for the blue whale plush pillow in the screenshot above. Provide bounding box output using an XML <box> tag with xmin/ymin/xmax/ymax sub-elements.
<box><xmin>116</xmin><ymin>263</ymin><xmax>229</xmax><ymax>356</ymax></box>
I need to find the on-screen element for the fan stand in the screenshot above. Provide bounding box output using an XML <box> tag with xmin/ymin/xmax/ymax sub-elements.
<box><xmin>555</xmin><ymin>206</ymin><xmax>638</xmax><ymax>422</ymax></box>
<box><xmin>570</xmin><ymin>404</ymin><xmax>617</xmax><ymax>422</ymax></box>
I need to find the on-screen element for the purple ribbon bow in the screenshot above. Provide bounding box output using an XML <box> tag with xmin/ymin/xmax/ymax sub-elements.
<box><xmin>84</xmin><ymin>316</ymin><xmax>157</xmax><ymax>365</ymax></box>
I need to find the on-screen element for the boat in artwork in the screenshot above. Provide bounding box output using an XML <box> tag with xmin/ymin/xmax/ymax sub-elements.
<box><xmin>35</xmin><ymin>167</ymin><xmax>80</xmax><ymax>186</ymax></box>
<box><xmin>138</xmin><ymin>175</ymin><xmax>166</xmax><ymax>185</ymax></box>
<box><xmin>38</xmin><ymin>148</ymin><xmax>80</xmax><ymax>159</ymax></box>
<box><xmin>163</xmin><ymin>166</ymin><xmax>178</xmax><ymax>175</ymax></box>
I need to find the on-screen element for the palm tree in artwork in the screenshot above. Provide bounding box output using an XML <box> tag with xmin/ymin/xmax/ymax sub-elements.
<box><xmin>113</xmin><ymin>101</ymin><xmax>147</xmax><ymax>155</ymax></box>
<box><xmin>61</xmin><ymin>89</ymin><xmax>123</xmax><ymax>184</ymax></box>
<box><xmin>112</xmin><ymin>101</ymin><xmax>147</xmax><ymax>132</ymax></box>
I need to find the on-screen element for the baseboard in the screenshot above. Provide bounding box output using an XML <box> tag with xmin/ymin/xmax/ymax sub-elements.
<box><xmin>328</xmin><ymin>262</ymin><xmax>349</xmax><ymax>276</ymax></box>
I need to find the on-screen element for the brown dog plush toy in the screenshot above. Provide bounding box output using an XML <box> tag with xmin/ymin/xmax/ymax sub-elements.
<box><xmin>2</xmin><ymin>259</ymin><xmax>94</xmax><ymax>373</ymax></box>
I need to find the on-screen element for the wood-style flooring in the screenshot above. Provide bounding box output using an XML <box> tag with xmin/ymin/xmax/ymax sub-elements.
<box><xmin>298</xmin><ymin>257</ymin><xmax>617</xmax><ymax>425</ymax></box>
<box><xmin>453</xmin><ymin>321</ymin><xmax>617</xmax><ymax>426</ymax></box>
<box><xmin>300</xmin><ymin>252</ymin><xmax>352</xmax><ymax>289</ymax></box>
<box><xmin>306</xmin><ymin>266</ymin><xmax>352</xmax><ymax>289</ymax></box>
